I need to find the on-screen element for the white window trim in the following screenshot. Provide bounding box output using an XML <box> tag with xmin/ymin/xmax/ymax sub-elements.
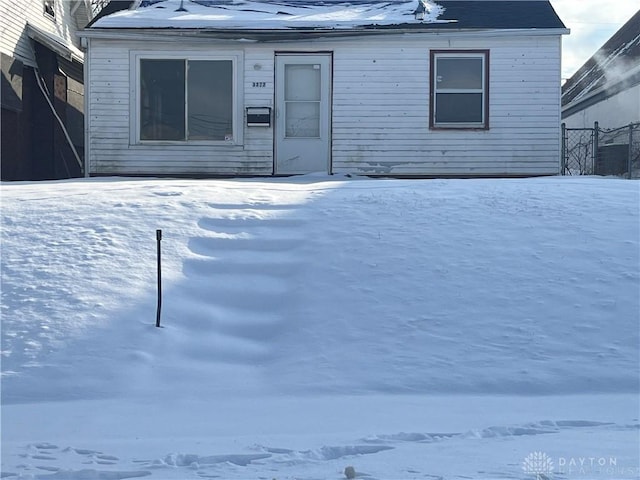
<box><xmin>432</xmin><ymin>51</ymin><xmax>488</xmax><ymax>129</ymax></box>
<box><xmin>130</xmin><ymin>51</ymin><xmax>244</xmax><ymax>146</ymax></box>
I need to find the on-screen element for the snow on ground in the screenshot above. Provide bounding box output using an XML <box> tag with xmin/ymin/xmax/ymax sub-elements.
<box><xmin>1</xmin><ymin>175</ymin><xmax>639</xmax><ymax>479</ymax></box>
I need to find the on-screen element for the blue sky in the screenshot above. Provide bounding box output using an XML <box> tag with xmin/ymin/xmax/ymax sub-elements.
<box><xmin>550</xmin><ymin>0</ymin><xmax>638</xmax><ymax>80</ymax></box>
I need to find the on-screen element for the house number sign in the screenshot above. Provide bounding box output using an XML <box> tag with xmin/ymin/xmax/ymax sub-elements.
<box><xmin>252</xmin><ymin>82</ymin><xmax>266</xmax><ymax>88</ymax></box>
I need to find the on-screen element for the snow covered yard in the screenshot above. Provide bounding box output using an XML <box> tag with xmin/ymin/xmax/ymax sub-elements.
<box><xmin>1</xmin><ymin>176</ymin><xmax>639</xmax><ymax>479</ymax></box>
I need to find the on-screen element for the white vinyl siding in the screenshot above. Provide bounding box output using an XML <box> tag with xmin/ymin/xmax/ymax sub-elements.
<box><xmin>330</xmin><ymin>35</ymin><xmax>561</xmax><ymax>176</ymax></box>
<box><xmin>0</xmin><ymin>0</ymin><xmax>81</xmax><ymax>67</ymax></box>
<box><xmin>88</xmin><ymin>41</ymin><xmax>258</xmax><ymax>175</ymax></box>
<box><xmin>85</xmin><ymin>32</ymin><xmax>562</xmax><ymax>177</ymax></box>
<box><xmin>562</xmin><ymin>84</ymin><xmax>640</xmax><ymax>130</ymax></box>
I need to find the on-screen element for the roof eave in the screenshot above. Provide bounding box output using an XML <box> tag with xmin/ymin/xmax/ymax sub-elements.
<box><xmin>27</xmin><ymin>23</ymin><xmax>84</xmax><ymax>63</ymax></box>
<box><xmin>562</xmin><ymin>70</ymin><xmax>640</xmax><ymax>119</ymax></box>
<box><xmin>78</xmin><ymin>26</ymin><xmax>569</xmax><ymax>41</ymax></box>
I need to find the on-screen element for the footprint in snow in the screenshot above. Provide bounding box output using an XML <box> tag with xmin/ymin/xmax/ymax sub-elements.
<box><xmin>31</xmin><ymin>470</ymin><xmax>151</xmax><ymax>479</ymax></box>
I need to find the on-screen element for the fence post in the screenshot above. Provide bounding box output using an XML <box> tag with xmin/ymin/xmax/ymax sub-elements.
<box><xmin>628</xmin><ymin>124</ymin><xmax>634</xmax><ymax>180</ymax></box>
<box><xmin>593</xmin><ymin>121</ymin><xmax>599</xmax><ymax>175</ymax></box>
<box><xmin>561</xmin><ymin>123</ymin><xmax>566</xmax><ymax>175</ymax></box>
<box><xmin>156</xmin><ymin>229</ymin><xmax>162</xmax><ymax>328</ymax></box>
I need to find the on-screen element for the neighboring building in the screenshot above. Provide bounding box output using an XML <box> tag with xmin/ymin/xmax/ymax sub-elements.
<box><xmin>562</xmin><ymin>9</ymin><xmax>640</xmax><ymax>129</ymax></box>
<box><xmin>0</xmin><ymin>0</ymin><xmax>113</xmax><ymax>180</ymax></box>
<box><xmin>80</xmin><ymin>0</ymin><xmax>568</xmax><ymax>177</ymax></box>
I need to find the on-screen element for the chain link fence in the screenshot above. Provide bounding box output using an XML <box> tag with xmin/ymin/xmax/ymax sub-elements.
<box><xmin>561</xmin><ymin>122</ymin><xmax>640</xmax><ymax>179</ymax></box>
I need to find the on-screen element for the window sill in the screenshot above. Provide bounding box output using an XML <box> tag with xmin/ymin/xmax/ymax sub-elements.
<box><xmin>130</xmin><ymin>141</ymin><xmax>244</xmax><ymax>148</ymax></box>
<box><xmin>430</xmin><ymin>125</ymin><xmax>490</xmax><ymax>131</ymax></box>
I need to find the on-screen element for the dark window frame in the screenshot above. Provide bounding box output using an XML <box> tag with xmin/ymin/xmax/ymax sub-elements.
<box><xmin>43</xmin><ymin>0</ymin><xmax>56</xmax><ymax>19</ymax></box>
<box><xmin>429</xmin><ymin>50</ymin><xmax>490</xmax><ymax>130</ymax></box>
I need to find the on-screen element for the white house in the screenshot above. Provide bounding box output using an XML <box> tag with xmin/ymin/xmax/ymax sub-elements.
<box><xmin>0</xmin><ymin>0</ymin><xmax>111</xmax><ymax>180</ymax></box>
<box><xmin>562</xmin><ymin>9</ymin><xmax>640</xmax><ymax>130</ymax></box>
<box><xmin>80</xmin><ymin>0</ymin><xmax>568</xmax><ymax>177</ymax></box>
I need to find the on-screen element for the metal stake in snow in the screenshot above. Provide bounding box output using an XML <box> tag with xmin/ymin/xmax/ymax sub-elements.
<box><xmin>156</xmin><ymin>229</ymin><xmax>162</xmax><ymax>328</ymax></box>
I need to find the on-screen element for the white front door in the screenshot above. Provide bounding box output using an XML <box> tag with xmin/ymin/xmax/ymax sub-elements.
<box><xmin>275</xmin><ymin>53</ymin><xmax>331</xmax><ymax>174</ymax></box>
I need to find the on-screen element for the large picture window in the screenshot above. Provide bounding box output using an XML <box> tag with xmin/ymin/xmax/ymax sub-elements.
<box><xmin>138</xmin><ymin>57</ymin><xmax>234</xmax><ymax>142</ymax></box>
<box><xmin>430</xmin><ymin>51</ymin><xmax>489</xmax><ymax>129</ymax></box>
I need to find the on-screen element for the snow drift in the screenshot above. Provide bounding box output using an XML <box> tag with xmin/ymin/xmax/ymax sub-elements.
<box><xmin>2</xmin><ymin>176</ymin><xmax>639</xmax><ymax>479</ymax></box>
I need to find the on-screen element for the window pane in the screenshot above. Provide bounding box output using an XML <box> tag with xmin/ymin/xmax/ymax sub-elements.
<box><xmin>44</xmin><ymin>0</ymin><xmax>56</xmax><ymax>18</ymax></box>
<box><xmin>435</xmin><ymin>93</ymin><xmax>483</xmax><ymax>124</ymax></box>
<box><xmin>140</xmin><ymin>59</ymin><xmax>185</xmax><ymax>140</ymax></box>
<box><xmin>188</xmin><ymin>60</ymin><xmax>233</xmax><ymax>141</ymax></box>
<box><xmin>286</xmin><ymin>101</ymin><xmax>320</xmax><ymax>137</ymax></box>
<box><xmin>436</xmin><ymin>58</ymin><xmax>483</xmax><ymax>89</ymax></box>
<box><xmin>285</xmin><ymin>64</ymin><xmax>321</xmax><ymax>101</ymax></box>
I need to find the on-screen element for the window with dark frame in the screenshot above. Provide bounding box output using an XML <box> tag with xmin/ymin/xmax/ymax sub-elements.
<box><xmin>139</xmin><ymin>58</ymin><xmax>233</xmax><ymax>141</ymax></box>
<box><xmin>430</xmin><ymin>50</ymin><xmax>489</xmax><ymax>129</ymax></box>
<box><xmin>44</xmin><ymin>0</ymin><xmax>56</xmax><ymax>19</ymax></box>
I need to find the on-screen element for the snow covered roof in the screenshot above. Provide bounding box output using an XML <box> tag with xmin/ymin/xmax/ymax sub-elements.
<box><xmin>91</xmin><ymin>0</ymin><xmax>443</xmax><ymax>29</ymax></box>
<box><xmin>562</xmin><ymin>9</ymin><xmax>640</xmax><ymax>111</ymax></box>
<box><xmin>90</xmin><ymin>0</ymin><xmax>566</xmax><ymax>31</ymax></box>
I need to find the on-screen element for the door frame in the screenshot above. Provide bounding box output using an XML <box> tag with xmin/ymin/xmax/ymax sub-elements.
<box><xmin>273</xmin><ymin>51</ymin><xmax>333</xmax><ymax>175</ymax></box>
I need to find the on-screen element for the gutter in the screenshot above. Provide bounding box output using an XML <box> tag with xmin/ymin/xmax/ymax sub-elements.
<box><xmin>27</xmin><ymin>24</ymin><xmax>84</xmax><ymax>63</ymax></box>
<box><xmin>562</xmin><ymin>71</ymin><xmax>640</xmax><ymax>119</ymax></box>
<box><xmin>78</xmin><ymin>27</ymin><xmax>569</xmax><ymax>42</ymax></box>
